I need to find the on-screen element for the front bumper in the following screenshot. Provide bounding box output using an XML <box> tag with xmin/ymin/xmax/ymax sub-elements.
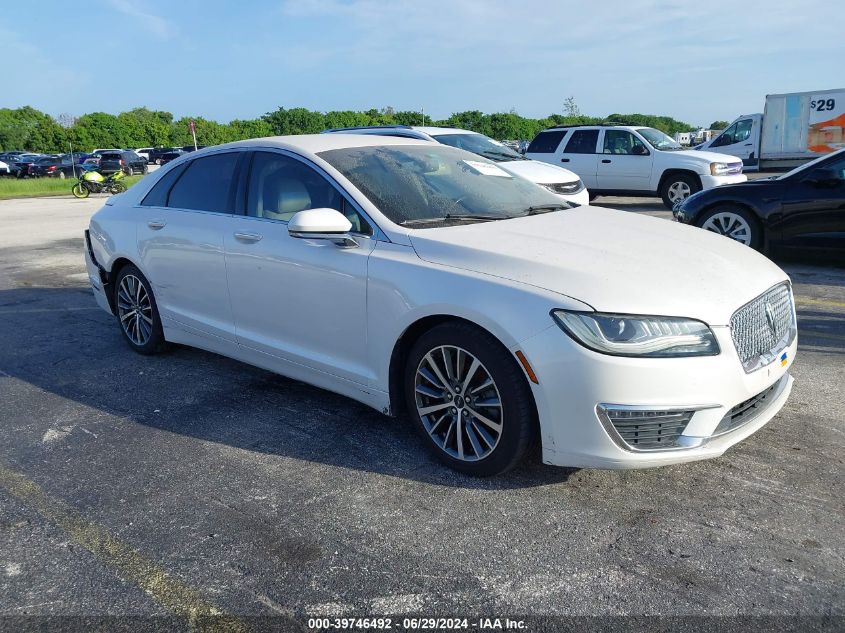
<box><xmin>700</xmin><ymin>173</ymin><xmax>747</xmax><ymax>190</ymax></box>
<box><xmin>555</xmin><ymin>187</ymin><xmax>590</xmax><ymax>207</ymax></box>
<box><xmin>517</xmin><ymin>323</ymin><xmax>796</xmax><ymax>469</ymax></box>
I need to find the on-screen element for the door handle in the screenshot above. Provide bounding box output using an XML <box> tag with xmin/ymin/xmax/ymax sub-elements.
<box><xmin>601</xmin><ymin>159</ymin><xmax>612</xmax><ymax>163</ymax></box>
<box><xmin>560</xmin><ymin>158</ymin><xmax>570</xmax><ymax>163</ymax></box>
<box><xmin>234</xmin><ymin>231</ymin><xmax>262</xmax><ymax>243</ymax></box>
<box><xmin>147</xmin><ymin>220</ymin><xmax>166</xmax><ymax>229</ymax></box>
<box><xmin>744</xmin><ymin>143</ymin><xmax>753</xmax><ymax>146</ymax></box>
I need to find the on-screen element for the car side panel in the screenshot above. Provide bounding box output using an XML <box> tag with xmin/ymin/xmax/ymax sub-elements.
<box><xmin>365</xmin><ymin>240</ymin><xmax>593</xmax><ymax>400</ymax></box>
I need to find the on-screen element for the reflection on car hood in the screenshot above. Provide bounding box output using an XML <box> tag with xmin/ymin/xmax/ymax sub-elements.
<box><xmin>499</xmin><ymin>159</ymin><xmax>581</xmax><ymax>185</ymax></box>
<box><xmin>408</xmin><ymin>205</ymin><xmax>788</xmax><ymax>325</ymax></box>
<box><xmin>680</xmin><ymin>149</ymin><xmax>744</xmax><ymax>164</ymax></box>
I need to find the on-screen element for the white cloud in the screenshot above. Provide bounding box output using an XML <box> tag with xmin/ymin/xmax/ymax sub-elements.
<box><xmin>104</xmin><ymin>0</ymin><xmax>176</xmax><ymax>39</ymax></box>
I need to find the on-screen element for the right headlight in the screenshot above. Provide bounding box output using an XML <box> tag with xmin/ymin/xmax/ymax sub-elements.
<box><xmin>551</xmin><ymin>310</ymin><xmax>720</xmax><ymax>357</ymax></box>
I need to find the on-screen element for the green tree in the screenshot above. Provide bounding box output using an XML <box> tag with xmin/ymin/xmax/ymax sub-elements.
<box><xmin>0</xmin><ymin>106</ymin><xmax>66</xmax><ymax>152</ymax></box>
<box><xmin>263</xmin><ymin>107</ymin><xmax>326</xmax><ymax>135</ymax></box>
<box><xmin>709</xmin><ymin>120</ymin><xmax>729</xmax><ymax>130</ymax></box>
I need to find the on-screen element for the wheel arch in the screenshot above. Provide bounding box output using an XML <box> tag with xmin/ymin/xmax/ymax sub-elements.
<box><xmin>104</xmin><ymin>256</ymin><xmax>141</xmax><ymax>312</ymax></box>
<box><xmin>657</xmin><ymin>168</ymin><xmax>702</xmax><ymax>193</ymax></box>
<box><xmin>387</xmin><ymin>314</ymin><xmax>538</xmax><ymax>422</ymax></box>
<box><xmin>695</xmin><ymin>200</ymin><xmax>766</xmax><ymax>249</ymax></box>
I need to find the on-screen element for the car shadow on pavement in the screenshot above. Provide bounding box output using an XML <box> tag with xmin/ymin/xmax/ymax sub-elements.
<box><xmin>0</xmin><ymin>286</ymin><xmax>577</xmax><ymax>490</ymax></box>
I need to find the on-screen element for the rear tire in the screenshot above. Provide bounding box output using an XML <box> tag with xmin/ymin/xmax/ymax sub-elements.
<box><xmin>113</xmin><ymin>265</ymin><xmax>166</xmax><ymax>355</ymax></box>
<box><xmin>660</xmin><ymin>173</ymin><xmax>700</xmax><ymax>209</ymax></box>
<box><xmin>404</xmin><ymin>322</ymin><xmax>536</xmax><ymax>476</ymax></box>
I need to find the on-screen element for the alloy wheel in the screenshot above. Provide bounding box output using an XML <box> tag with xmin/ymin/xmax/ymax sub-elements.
<box><xmin>116</xmin><ymin>274</ymin><xmax>154</xmax><ymax>346</ymax></box>
<box><xmin>667</xmin><ymin>180</ymin><xmax>691</xmax><ymax>203</ymax></box>
<box><xmin>701</xmin><ymin>212</ymin><xmax>752</xmax><ymax>245</ymax></box>
<box><xmin>414</xmin><ymin>345</ymin><xmax>503</xmax><ymax>462</ymax></box>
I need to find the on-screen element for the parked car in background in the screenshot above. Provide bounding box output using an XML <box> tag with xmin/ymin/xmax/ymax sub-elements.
<box><xmin>158</xmin><ymin>150</ymin><xmax>185</xmax><ymax>165</ymax></box>
<box><xmin>135</xmin><ymin>148</ymin><xmax>153</xmax><ymax>162</ymax></box>
<box><xmin>83</xmin><ymin>156</ymin><xmax>101</xmax><ymax>167</ymax></box>
<box><xmin>181</xmin><ymin>145</ymin><xmax>207</xmax><ymax>153</ymax></box>
<box><xmin>526</xmin><ymin>124</ymin><xmax>747</xmax><ymax>209</ymax></box>
<box><xmin>92</xmin><ymin>149</ymin><xmax>121</xmax><ymax>157</ymax></box>
<box><xmin>148</xmin><ymin>147</ymin><xmax>178</xmax><ymax>165</ymax></box>
<box><xmin>27</xmin><ymin>155</ymin><xmax>85</xmax><ymax>179</ymax></box>
<box><xmin>98</xmin><ymin>150</ymin><xmax>148</xmax><ymax>176</ymax></box>
<box><xmin>86</xmin><ymin>135</ymin><xmax>796</xmax><ymax>476</ymax></box>
<box><xmin>674</xmin><ymin>147</ymin><xmax>845</xmax><ymax>259</ymax></box>
<box><xmin>10</xmin><ymin>154</ymin><xmax>43</xmax><ymax>178</ymax></box>
<box><xmin>0</xmin><ymin>159</ymin><xmax>10</xmax><ymax>175</ymax></box>
<box><xmin>323</xmin><ymin>125</ymin><xmax>589</xmax><ymax>205</ymax></box>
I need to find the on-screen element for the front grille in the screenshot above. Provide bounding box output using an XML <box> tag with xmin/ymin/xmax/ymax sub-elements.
<box><xmin>730</xmin><ymin>283</ymin><xmax>796</xmax><ymax>372</ymax></box>
<box><xmin>713</xmin><ymin>374</ymin><xmax>787</xmax><ymax>436</ymax></box>
<box><xmin>599</xmin><ymin>407</ymin><xmax>695</xmax><ymax>451</ymax></box>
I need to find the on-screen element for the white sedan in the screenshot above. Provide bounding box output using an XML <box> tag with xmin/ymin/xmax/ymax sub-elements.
<box><xmin>85</xmin><ymin>135</ymin><xmax>796</xmax><ymax>476</ymax></box>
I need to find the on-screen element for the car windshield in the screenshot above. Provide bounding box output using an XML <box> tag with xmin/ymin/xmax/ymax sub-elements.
<box><xmin>638</xmin><ymin>128</ymin><xmax>683</xmax><ymax>150</ymax></box>
<box><xmin>432</xmin><ymin>133</ymin><xmax>526</xmax><ymax>162</ymax></box>
<box><xmin>777</xmin><ymin>147</ymin><xmax>845</xmax><ymax>180</ymax></box>
<box><xmin>318</xmin><ymin>144</ymin><xmax>568</xmax><ymax>227</ymax></box>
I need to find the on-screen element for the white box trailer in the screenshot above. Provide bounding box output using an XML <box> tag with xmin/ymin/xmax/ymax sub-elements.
<box><xmin>696</xmin><ymin>89</ymin><xmax>845</xmax><ymax>170</ymax></box>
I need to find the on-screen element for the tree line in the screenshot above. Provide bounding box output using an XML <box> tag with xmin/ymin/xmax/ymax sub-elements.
<box><xmin>0</xmin><ymin>105</ymin><xmax>699</xmax><ymax>153</ymax></box>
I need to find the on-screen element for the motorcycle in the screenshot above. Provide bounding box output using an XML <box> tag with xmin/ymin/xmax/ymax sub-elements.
<box><xmin>71</xmin><ymin>169</ymin><xmax>127</xmax><ymax>198</ymax></box>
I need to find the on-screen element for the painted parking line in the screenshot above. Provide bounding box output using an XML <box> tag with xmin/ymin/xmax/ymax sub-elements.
<box><xmin>795</xmin><ymin>297</ymin><xmax>845</xmax><ymax>310</ymax></box>
<box><xmin>0</xmin><ymin>462</ymin><xmax>257</xmax><ymax>633</ymax></box>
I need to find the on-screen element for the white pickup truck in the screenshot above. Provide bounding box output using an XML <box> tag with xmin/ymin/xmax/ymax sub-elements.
<box><xmin>526</xmin><ymin>124</ymin><xmax>746</xmax><ymax>209</ymax></box>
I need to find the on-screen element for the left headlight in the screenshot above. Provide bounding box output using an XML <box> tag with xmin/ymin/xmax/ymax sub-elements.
<box><xmin>710</xmin><ymin>162</ymin><xmax>732</xmax><ymax>176</ymax></box>
<box><xmin>551</xmin><ymin>310</ymin><xmax>720</xmax><ymax>357</ymax></box>
<box><xmin>541</xmin><ymin>180</ymin><xmax>584</xmax><ymax>196</ymax></box>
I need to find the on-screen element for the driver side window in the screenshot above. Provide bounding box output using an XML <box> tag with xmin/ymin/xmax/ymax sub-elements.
<box><xmin>602</xmin><ymin>130</ymin><xmax>647</xmax><ymax>155</ymax></box>
<box><xmin>714</xmin><ymin>123</ymin><xmax>738</xmax><ymax>146</ymax></box>
<box><xmin>246</xmin><ymin>152</ymin><xmax>372</xmax><ymax>235</ymax></box>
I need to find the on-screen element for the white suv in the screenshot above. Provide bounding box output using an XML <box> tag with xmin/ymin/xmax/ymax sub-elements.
<box><xmin>323</xmin><ymin>125</ymin><xmax>589</xmax><ymax>205</ymax></box>
<box><xmin>526</xmin><ymin>124</ymin><xmax>746</xmax><ymax>209</ymax></box>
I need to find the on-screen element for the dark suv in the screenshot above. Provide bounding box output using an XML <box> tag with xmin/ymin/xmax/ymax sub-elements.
<box><xmin>98</xmin><ymin>151</ymin><xmax>148</xmax><ymax>176</ymax></box>
<box><xmin>147</xmin><ymin>147</ymin><xmax>178</xmax><ymax>165</ymax></box>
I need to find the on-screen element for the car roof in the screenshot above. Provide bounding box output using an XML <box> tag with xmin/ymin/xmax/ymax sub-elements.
<box><xmin>323</xmin><ymin>125</ymin><xmax>481</xmax><ymax>139</ymax></box>
<box><xmin>208</xmin><ymin>134</ymin><xmax>435</xmax><ymax>154</ymax></box>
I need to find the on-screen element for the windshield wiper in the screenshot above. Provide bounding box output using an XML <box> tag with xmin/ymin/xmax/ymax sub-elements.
<box><xmin>400</xmin><ymin>214</ymin><xmax>509</xmax><ymax>226</ymax></box>
<box><xmin>523</xmin><ymin>203</ymin><xmax>570</xmax><ymax>215</ymax></box>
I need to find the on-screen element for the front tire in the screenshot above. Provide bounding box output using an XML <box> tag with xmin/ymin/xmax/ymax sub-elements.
<box><xmin>404</xmin><ymin>322</ymin><xmax>536</xmax><ymax>476</ymax></box>
<box><xmin>697</xmin><ymin>205</ymin><xmax>761</xmax><ymax>249</ymax></box>
<box><xmin>71</xmin><ymin>182</ymin><xmax>89</xmax><ymax>198</ymax></box>
<box><xmin>660</xmin><ymin>173</ymin><xmax>700</xmax><ymax>209</ymax></box>
<box><xmin>113</xmin><ymin>265</ymin><xmax>166</xmax><ymax>355</ymax></box>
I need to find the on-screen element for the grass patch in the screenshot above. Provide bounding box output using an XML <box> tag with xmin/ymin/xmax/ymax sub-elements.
<box><xmin>0</xmin><ymin>175</ymin><xmax>145</xmax><ymax>200</ymax></box>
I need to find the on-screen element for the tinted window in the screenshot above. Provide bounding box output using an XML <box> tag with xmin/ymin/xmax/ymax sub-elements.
<box><xmin>101</xmin><ymin>153</ymin><xmax>122</xmax><ymax>160</ymax></box>
<box><xmin>141</xmin><ymin>163</ymin><xmax>188</xmax><ymax>207</ymax></box>
<box><xmin>167</xmin><ymin>152</ymin><xmax>239</xmax><ymax>212</ymax></box>
<box><xmin>526</xmin><ymin>130</ymin><xmax>567</xmax><ymax>154</ymax></box>
<box><xmin>246</xmin><ymin>151</ymin><xmax>371</xmax><ymax>234</ymax></box>
<box><xmin>602</xmin><ymin>130</ymin><xmax>648</xmax><ymax>155</ymax></box>
<box><xmin>564</xmin><ymin>130</ymin><xmax>599</xmax><ymax>154</ymax></box>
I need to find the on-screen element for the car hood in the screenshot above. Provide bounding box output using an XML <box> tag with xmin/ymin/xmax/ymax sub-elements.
<box><xmin>408</xmin><ymin>205</ymin><xmax>788</xmax><ymax>326</ymax></box>
<box><xmin>676</xmin><ymin>148</ymin><xmax>743</xmax><ymax>164</ymax></box>
<box><xmin>499</xmin><ymin>159</ymin><xmax>580</xmax><ymax>185</ymax></box>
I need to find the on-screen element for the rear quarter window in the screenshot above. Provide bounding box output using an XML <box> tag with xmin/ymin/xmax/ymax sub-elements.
<box><xmin>564</xmin><ymin>130</ymin><xmax>600</xmax><ymax>154</ymax></box>
<box><xmin>527</xmin><ymin>131</ymin><xmax>567</xmax><ymax>154</ymax></box>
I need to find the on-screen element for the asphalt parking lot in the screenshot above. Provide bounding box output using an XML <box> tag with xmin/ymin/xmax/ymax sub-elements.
<box><xmin>0</xmin><ymin>192</ymin><xmax>843</xmax><ymax>632</ymax></box>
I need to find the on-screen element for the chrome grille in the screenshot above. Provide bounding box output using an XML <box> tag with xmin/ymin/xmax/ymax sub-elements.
<box><xmin>598</xmin><ymin>407</ymin><xmax>695</xmax><ymax>451</ymax></box>
<box><xmin>713</xmin><ymin>374</ymin><xmax>787</xmax><ymax>436</ymax></box>
<box><xmin>730</xmin><ymin>283</ymin><xmax>795</xmax><ymax>373</ymax></box>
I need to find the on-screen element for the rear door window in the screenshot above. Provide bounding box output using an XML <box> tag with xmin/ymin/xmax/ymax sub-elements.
<box><xmin>167</xmin><ymin>152</ymin><xmax>240</xmax><ymax>213</ymax></box>
<box><xmin>140</xmin><ymin>163</ymin><xmax>188</xmax><ymax>207</ymax></box>
<box><xmin>527</xmin><ymin>131</ymin><xmax>567</xmax><ymax>154</ymax></box>
<box><xmin>564</xmin><ymin>130</ymin><xmax>599</xmax><ymax>154</ymax></box>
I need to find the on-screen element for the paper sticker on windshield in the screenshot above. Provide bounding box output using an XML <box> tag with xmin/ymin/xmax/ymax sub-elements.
<box><xmin>462</xmin><ymin>160</ymin><xmax>512</xmax><ymax>178</ymax></box>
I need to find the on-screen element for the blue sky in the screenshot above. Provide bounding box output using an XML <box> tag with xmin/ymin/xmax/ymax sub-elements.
<box><xmin>3</xmin><ymin>0</ymin><xmax>844</xmax><ymax>127</ymax></box>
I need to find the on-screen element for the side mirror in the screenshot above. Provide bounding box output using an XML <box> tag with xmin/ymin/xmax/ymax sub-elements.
<box><xmin>631</xmin><ymin>145</ymin><xmax>648</xmax><ymax>156</ymax></box>
<box><xmin>803</xmin><ymin>168</ymin><xmax>843</xmax><ymax>188</ymax></box>
<box><xmin>288</xmin><ymin>208</ymin><xmax>357</xmax><ymax>247</ymax></box>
